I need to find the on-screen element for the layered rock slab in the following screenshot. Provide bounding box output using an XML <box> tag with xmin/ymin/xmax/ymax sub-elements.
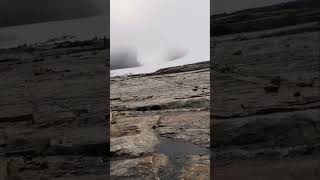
<box><xmin>110</xmin><ymin>116</ymin><xmax>160</xmax><ymax>156</ymax></box>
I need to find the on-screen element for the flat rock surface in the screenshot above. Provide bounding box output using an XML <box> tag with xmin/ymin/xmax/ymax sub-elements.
<box><xmin>212</xmin><ymin>6</ymin><xmax>320</xmax><ymax>179</ymax></box>
<box><xmin>110</xmin><ymin>63</ymin><xmax>210</xmax><ymax>179</ymax></box>
<box><xmin>0</xmin><ymin>40</ymin><xmax>109</xmax><ymax>179</ymax></box>
<box><xmin>110</xmin><ymin>116</ymin><xmax>160</xmax><ymax>156</ymax></box>
<box><xmin>110</xmin><ymin>154</ymin><xmax>169</xmax><ymax>179</ymax></box>
<box><xmin>180</xmin><ymin>155</ymin><xmax>210</xmax><ymax>180</ymax></box>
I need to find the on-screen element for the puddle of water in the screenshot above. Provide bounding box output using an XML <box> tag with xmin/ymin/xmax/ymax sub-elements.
<box><xmin>155</xmin><ymin>137</ymin><xmax>209</xmax><ymax>179</ymax></box>
<box><xmin>156</xmin><ymin>137</ymin><xmax>209</xmax><ymax>157</ymax></box>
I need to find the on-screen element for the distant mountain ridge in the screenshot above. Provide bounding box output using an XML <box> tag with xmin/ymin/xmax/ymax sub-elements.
<box><xmin>0</xmin><ymin>0</ymin><xmax>106</xmax><ymax>28</ymax></box>
<box><xmin>211</xmin><ymin>0</ymin><xmax>320</xmax><ymax>36</ymax></box>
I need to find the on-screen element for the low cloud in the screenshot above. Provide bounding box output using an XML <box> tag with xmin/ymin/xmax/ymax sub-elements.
<box><xmin>111</xmin><ymin>47</ymin><xmax>141</xmax><ymax>70</ymax></box>
<box><xmin>165</xmin><ymin>49</ymin><xmax>189</xmax><ymax>61</ymax></box>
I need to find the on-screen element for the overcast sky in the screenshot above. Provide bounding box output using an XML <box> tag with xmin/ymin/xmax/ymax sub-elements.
<box><xmin>111</xmin><ymin>0</ymin><xmax>210</xmax><ymax>69</ymax></box>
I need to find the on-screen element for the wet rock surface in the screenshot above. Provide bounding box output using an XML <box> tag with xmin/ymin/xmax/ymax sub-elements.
<box><xmin>110</xmin><ymin>64</ymin><xmax>210</xmax><ymax>179</ymax></box>
<box><xmin>180</xmin><ymin>155</ymin><xmax>210</xmax><ymax>180</ymax></box>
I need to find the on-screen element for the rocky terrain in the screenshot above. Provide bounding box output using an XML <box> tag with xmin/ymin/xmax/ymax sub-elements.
<box><xmin>1</xmin><ymin>0</ymin><xmax>319</xmax><ymax>179</ymax></box>
<box><xmin>110</xmin><ymin>65</ymin><xmax>210</xmax><ymax>179</ymax></box>
<box><xmin>211</xmin><ymin>1</ymin><xmax>320</xmax><ymax>178</ymax></box>
<box><xmin>0</xmin><ymin>39</ymin><xmax>109</xmax><ymax>180</ymax></box>
<box><xmin>0</xmin><ymin>36</ymin><xmax>211</xmax><ymax>180</ymax></box>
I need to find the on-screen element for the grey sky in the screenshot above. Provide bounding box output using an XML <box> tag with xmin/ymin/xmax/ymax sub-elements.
<box><xmin>111</xmin><ymin>0</ymin><xmax>210</xmax><ymax>70</ymax></box>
